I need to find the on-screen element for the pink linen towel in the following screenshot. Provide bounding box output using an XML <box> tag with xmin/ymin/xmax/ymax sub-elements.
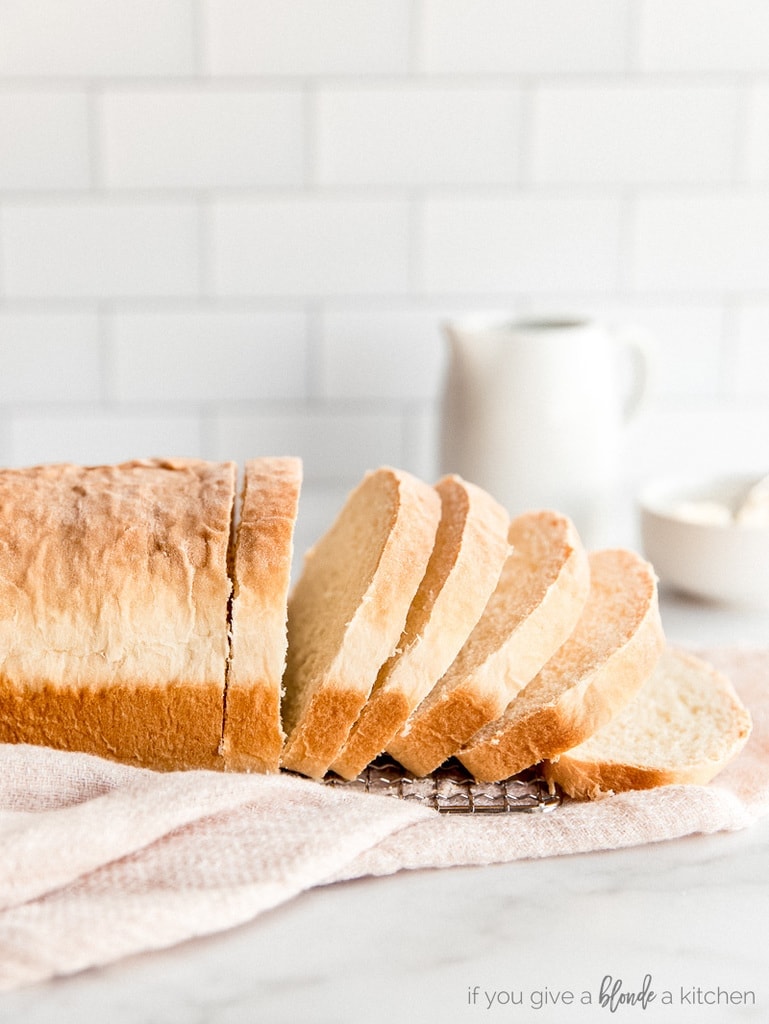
<box><xmin>1</xmin><ymin>648</ymin><xmax>767</xmax><ymax>991</ymax></box>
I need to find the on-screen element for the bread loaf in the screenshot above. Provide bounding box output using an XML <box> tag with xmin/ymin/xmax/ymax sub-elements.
<box><xmin>329</xmin><ymin>474</ymin><xmax>509</xmax><ymax>781</ymax></box>
<box><xmin>387</xmin><ymin>510</ymin><xmax>590</xmax><ymax>777</ymax></box>
<box><xmin>543</xmin><ymin>648</ymin><xmax>752</xmax><ymax>798</ymax></box>
<box><xmin>458</xmin><ymin>548</ymin><xmax>665</xmax><ymax>782</ymax></box>
<box><xmin>222</xmin><ymin>457</ymin><xmax>302</xmax><ymax>772</ymax></box>
<box><xmin>0</xmin><ymin>459</ymin><xmax>235</xmax><ymax>771</ymax></box>
<box><xmin>0</xmin><ymin>459</ymin><xmax>751</xmax><ymax>801</ymax></box>
<box><xmin>280</xmin><ymin>467</ymin><xmax>441</xmax><ymax>779</ymax></box>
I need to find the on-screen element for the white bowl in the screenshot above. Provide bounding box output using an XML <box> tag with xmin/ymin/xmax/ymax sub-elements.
<box><xmin>639</xmin><ymin>474</ymin><xmax>769</xmax><ymax>608</ymax></box>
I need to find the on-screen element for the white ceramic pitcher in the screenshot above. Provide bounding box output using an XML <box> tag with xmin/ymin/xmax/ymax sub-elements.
<box><xmin>440</xmin><ymin>315</ymin><xmax>650</xmax><ymax>547</ymax></box>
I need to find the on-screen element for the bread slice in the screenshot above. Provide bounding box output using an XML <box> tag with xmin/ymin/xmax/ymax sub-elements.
<box><xmin>387</xmin><ymin>510</ymin><xmax>590</xmax><ymax>777</ymax></box>
<box><xmin>280</xmin><ymin>467</ymin><xmax>442</xmax><ymax>779</ymax></box>
<box><xmin>0</xmin><ymin>458</ymin><xmax>235</xmax><ymax>771</ymax></box>
<box><xmin>458</xmin><ymin>548</ymin><xmax>665</xmax><ymax>782</ymax></box>
<box><xmin>329</xmin><ymin>475</ymin><xmax>510</xmax><ymax>781</ymax></box>
<box><xmin>222</xmin><ymin>457</ymin><xmax>302</xmax><ymax>773</ymax></box>
<box><xmin>543</xmin><ymin>648</ymin><xmax>752</xmax><ymax>799</ymax></box>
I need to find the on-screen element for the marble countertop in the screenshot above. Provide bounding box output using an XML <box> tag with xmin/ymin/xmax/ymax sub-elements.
<box><xmin>1</xmin><ymin>592</ymin><xmax>767</xmax><ymax>1024</ymax></box>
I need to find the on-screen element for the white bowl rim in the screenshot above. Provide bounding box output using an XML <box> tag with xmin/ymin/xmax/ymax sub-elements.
<box><xmin>639</xmin><ymin>472</ymin><xmax>769</xmax><ymax>530</ymax></box>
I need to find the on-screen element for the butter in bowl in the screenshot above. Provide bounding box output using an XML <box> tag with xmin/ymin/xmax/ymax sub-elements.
<box><xmin>639</xmin><ymin>473</ymin><xmax>769</xmax><ymax>608</ymax></box>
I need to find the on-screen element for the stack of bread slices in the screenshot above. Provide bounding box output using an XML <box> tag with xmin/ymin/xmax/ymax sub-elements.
<box><xmin>0</xmin><ymin>458</ymin><xmax>751</xmax><ymax>799</ymax></box>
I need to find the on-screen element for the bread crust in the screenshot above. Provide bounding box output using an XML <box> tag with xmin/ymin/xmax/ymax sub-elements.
<box><xmin>388</xmin><ymin>510</ymin><xmax>590</xmax><ymax>777</ymax></box>
<box><xmin>390</xmin><ymin>684</ymin><xmax>505</xmax><ymax>778</ymax></box>
<box><xmin>0</xmin><ymin>458</ymin><xmax>235</xmax><ymax>770</ymax></box>
<box><xmin>223</xmin><ymin>457</ymin><xmax>302</xmax><ymax>773</ymax></box>
<box><xmin>330</xmin><ymin>475</ymin><xmax>509</xmax><ymax>780</ymax></box>
<box><xmin>542</xmin><ymin>649</ymin><xmax>752</xmax><ymax>799</ymax></box>
<box><xmin>0</xmin><ymin>679</ymin><xmax>224</xmax><ymax>771</ymax></box>
<box><xmin>544</xmin><ymin>758</ymin><xmax>724</xmax><ymax>801</ymax></box>
<box><xmin>281</xmin><ymin>467</ymin><xmax>441</xmax><ymax>779</ymax></box>
<box><xmin>281</xmin><ymin>685</ymin><xmax>367</xmax><ymax>779</ymax></box>
<box><xmin>459</xmin><ymin>549</ymin><xmax>665</xmax><ymax>782</ymax></box>
<box><xmin>329</xmin><ymin>689</ymin><xmax>412</xmax><ymax>779</ymax></box>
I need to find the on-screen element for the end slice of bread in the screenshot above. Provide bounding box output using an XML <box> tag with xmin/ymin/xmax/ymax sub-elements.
<box><xmin>542</xmin><ymin>648</ymin><xmax>753</xmax><ymax>799</ymax></box>
<box><xmin>280</xmin><ymin>467</ymin><xmax>441</xmax><ymax>779</ymax></box>
<box><xmin>223</xmin><ymin>457</ymin><xmax>302</xmax><ymax>773</ymax></box>
<box><xmin>387</xmin><ymin>510</ymin><xmax>590</xmax><ymax>777</ymax></box>
<box><xmin>458</xmin><ymin>548</ymin><xmax>665</xmax><ymax>782</ymax></box>
<box><xmin>329</xmin><ymin>475</ymin><xmax>510</xmax><ymax>781</ymax></box>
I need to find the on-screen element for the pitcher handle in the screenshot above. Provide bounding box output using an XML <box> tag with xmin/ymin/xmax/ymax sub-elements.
<box><xmin>611</xmin><ymin>324</ymin><xmax>653</xmax><ymax>423</ymax></box>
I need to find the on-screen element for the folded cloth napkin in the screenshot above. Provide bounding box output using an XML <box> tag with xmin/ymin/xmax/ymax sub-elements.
<box><xmin>1</xmin><ymin>648</ymin><xmax>767</xmax><ymax>991</ymax></box>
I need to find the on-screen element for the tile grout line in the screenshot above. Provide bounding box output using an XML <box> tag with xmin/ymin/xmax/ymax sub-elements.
<box><xmin>616</xmin><ymin>189</ymin><xmax>637</xmax><ymax>293</ymax></box>
<box><xmin>97</xmin><ymin>300</ymin><xmax>116</xmax><ymax>408</ymax></box>
<box><xmin>408</xmin><ymin>0</ymin><xmax>424</xmax><ymax>75</ymax></box>
<box><xmin>731</xmin><ymin>78</ymin><xmax>756</xmax><ymax>184</ymax></box>
<box><xmin>0</xmin><ymin>197</ymin><xmax>5</xmax><ymax>300</ymax></box>
<box><xmin>86</xmin><ymin>83</ymin><xmax>103</xmax><ymax>190</ymax></box>
<box><xmin>516</xmin><ymin>80</ymin><xmax>533</xmax><ymax>187</ymax></box>
<box><xmin>407</xmin><ymin>190</ymin><xmax>425</xmax><ymax>296</ymax></box>
<box><xmin>625</xmin><ymin>0</ymin><xmax>643</xmax><ymax>72</ymax></box>
<box><xmin>189</xmin><ymin>0</ymin><xmax>207</xmax><ymax>77</ymax></box>
<box><xmin>304</xmin><ymin>300</ymin><xmax>324</xmax><ymax>403</ymax></box>
<box><xmin>197</xmin><ymin>194</ymin><xmax>212</xmax><ymax>298</ymax></box>
<box><xmin>718</xmin><ymin>297</ymin><xmax>741</xmax><ymax>399</ymax></box>
<box><xmin>303</xmin><ymin>80</ymin><xmax>319</xmax><ymax>189</ymax></box>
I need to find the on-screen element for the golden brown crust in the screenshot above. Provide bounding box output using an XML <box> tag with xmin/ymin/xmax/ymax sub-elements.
<box><xmin>389</xmin><ymin>684</ymin><xmax>505</xmax><ymax>777</ymax></box>
<box><xmin>280</xmin><ymin>685</ymin><xmax>367</xmax><ymax>779</ymax></box>
<box><xmin>542</xmin><ymin>649</ymin><xmax>753</xmax><ymax>799</ymax></box>
<box><xmin>221</xmin><ymin>683</ymin><xmax>282</xmax><ymax>773</ymax></box>
<box><xmin>388</xmin><ymin>510</ymin><xmax>590</xmax><ymax>776</ymax></box>
<box><xmin>328</xmin><ymin>688</ymin><xmax>412</xmax><ymax>780</ymax></box>
<box><xmin>463</xmin><ymin>606</ymin><xmax>665</xmax><ymax>781</ymax></box>
<box><xmin>281</xmin><ymin>467</ymin><xmax>441</xmax><ymax>779</ymax></box>
<box><xmin>0</xmin><ymin>677</ymin><xmax>224</xmax><ymax>771</ymax></box>
<box><xmin>458</xmin><ymin>549</ymin><xmax>665</xmax><ymax>782</ymax></box>
<box><xmin>0</xmin><ymin>458</ymin><xmax>236</xmax><ymax>770</ymax></box>
<box><xmin>542</xmin><ymin>758</ymin><xmax>718</xmax><ymax>800</ymax></box>
<box><xmin>223</xmin><ymin>457</ymin><xmax>301</xmax><ymax>773</ymax></box>
<box><xmin>329</xmin><ymin>474</ymin><xmax>510</xmax><ymax>781</ymax></box>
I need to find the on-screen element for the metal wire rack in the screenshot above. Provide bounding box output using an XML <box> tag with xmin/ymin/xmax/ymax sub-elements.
<box><xmin>323</xmin><ymin>755</ymin><xmax>561</xmax><ymax>814</ymax></box>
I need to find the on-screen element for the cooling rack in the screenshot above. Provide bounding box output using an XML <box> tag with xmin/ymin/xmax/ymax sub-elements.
<box><xmin>323</xmin><ymin>755</ymin><xmax>561</xmax><ymax>814</ymax></box>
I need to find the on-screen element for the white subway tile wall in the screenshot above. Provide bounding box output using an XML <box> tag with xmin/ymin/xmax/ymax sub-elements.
<box><xmin>528</xmin><ymin>85</ymin><xmax>738</xmax><ymax>185</ymax></box>
<box><xmin>1</xmin><ymin>201</ymin><xmax>200</xmax><ymax>297</ymax></box>
<box><xmin>0</xmin><ymin>0</ymin><xmax>768</xmax><ymax>549</ymax></box>
<box><xmin>421</xmin><ymin>195</ymin><xmax>623</xmax><ymax>293</ymax></box>
<box><xmin>0</xmin><ymin>0</ymin><xmax>195</xmax><ymax>76</ymax></box>
<box><xmin>211</xmin><ymin>198</ymin><xmax>411</xmax><ymax>296</ymax></box>
<box><xmin>316</xmin><ymin>86</ymin><xmax>521</xmax><ymax>186</ymax></box>
<box><xmin>0</xmin><ymin>92</ymin><xmax>91</xmax><ymax>190</ymax></box>
<box><xmin>202</xmin><ymin>0</ymin><xmax>411</xmax><ymax>76</ymax></box>
<box><xmin>100</xmin><ymin>89</ymin><xmax>305</xmax><ymax>189</ymax></box>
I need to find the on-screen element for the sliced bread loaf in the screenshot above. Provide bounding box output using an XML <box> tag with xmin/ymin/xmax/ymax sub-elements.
<box><xmin>280</xmin><ymin>467</ymin><xmax>441</xmax><ymax>779</ymax></box>
<box><xmin>458</xmin><ymin>548</ymin><xmax>665</xmax><ymax>782</ymax></box>
<box><xmin>543</xmin><ymin>648</ymin><xmax>752</xmax><ymax>799</ymax></box>
<box><xmin>329</xmin><ymin>474</ymin><xmax>510</xmax><ymax>781</ymax></box>
<box><xmin>387</xmin><ymin>510</ymin><xmax>590</xmax><ymax>777</ymax></box>
<box><xmin>222</xmin><ymin>457</ymin><xmax>302</xmax><ymax>773</ymax></box>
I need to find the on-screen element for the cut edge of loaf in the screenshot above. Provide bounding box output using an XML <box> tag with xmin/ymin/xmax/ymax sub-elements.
<box><xmin>458</xmin><ymin>548</ymin><xmax>665</xmax><ymax>782</ymax></box>
<box><xmin>280</xmin><ymin>467</ymin><xmax>441</xmax><ymax>779</ymax></box>
<box><xmin>329</xmin><ymin>474</ymin><xmax>510</xmax><ymax>780</ymax></box>
<box><xmin>222</xmin><ymin>457</ymin><xmax>302</xmax><ymax>773</ymax></box>
<box><xmin>542</xmin><ymin>648</ymin><xmax>753</xmax><ymax>799</ymax></box>
<box><xmin>387</xmin><ymin>509</ymin><xmax>590</xmax><ymax>777</ymax></box>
